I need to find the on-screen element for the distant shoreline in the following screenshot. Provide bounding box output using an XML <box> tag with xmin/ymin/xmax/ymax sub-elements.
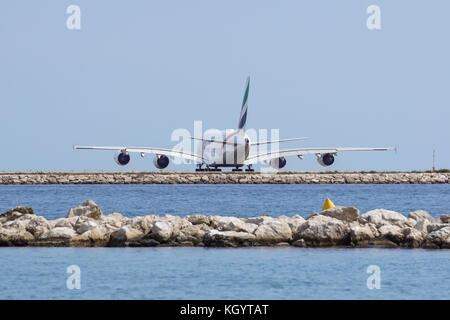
<box><xmin>0</xmin><ymin>172</ymin><xmax>449</xmax><ymax>184</ymax></box>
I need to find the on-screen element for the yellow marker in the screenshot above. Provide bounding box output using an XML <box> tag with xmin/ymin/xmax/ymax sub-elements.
<box><xmin>322</xmin><ymin>198</ymin><xmax>335</xmax><ymax>211</ymax></box>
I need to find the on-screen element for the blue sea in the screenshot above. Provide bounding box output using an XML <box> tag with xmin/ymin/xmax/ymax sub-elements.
<box><xmin>1</xmin><ymin>184</ymin><xmax>450</xmax><ymax>220</ymax></box>
<box><xmin>0</xmin><ymin>184</ymin><xmax>449</xmax><ymax>299</ymax></box>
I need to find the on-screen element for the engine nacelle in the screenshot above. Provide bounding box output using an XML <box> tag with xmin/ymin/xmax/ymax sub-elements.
<box><xmin>153</xmin><ymin>154</ymin><xmax>169</xmax><ymax>169</ymax></box>
<box><xmin>114</xmin><ymin>151</ymin><xmax>130</xmax><ymax>166</ymax></box>
<box><xmin>269</xmin><ymin>157</ymin><xmax>287</xmax><ymax>169</ymax></box>
<box><xmin>317</xmin><ymin>153</ymin><xmax>335</xmax><ymax>167</ymax></box>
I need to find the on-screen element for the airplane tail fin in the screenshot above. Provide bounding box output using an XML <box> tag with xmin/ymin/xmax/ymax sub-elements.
<box><xmin>237</xmin><ymin>76</ymin><xmax>250</xmax><ymax>130</ymax></box>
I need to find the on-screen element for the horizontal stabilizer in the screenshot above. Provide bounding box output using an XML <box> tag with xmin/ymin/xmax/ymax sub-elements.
<box><xmin>250</xmin><ymin>137</ymin><xmax>308</xmax><ymax>146</ymax></box>
<box><xmin>190</xmin><ymin>137</ymin><xmax>236</xmax><ymax>145</ymax></box>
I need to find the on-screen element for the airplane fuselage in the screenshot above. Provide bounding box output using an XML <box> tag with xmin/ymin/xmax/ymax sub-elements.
<box><xmin>197</xmin><ymin>130</ymin><xmax>250</xmax><ymax>168</ymax></box>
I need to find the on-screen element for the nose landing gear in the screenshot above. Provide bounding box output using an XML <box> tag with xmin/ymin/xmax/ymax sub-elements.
<box><xmin>195</xmin><ymin>164</ymin><xmax>205</xmax><ymax>172</ymax></box>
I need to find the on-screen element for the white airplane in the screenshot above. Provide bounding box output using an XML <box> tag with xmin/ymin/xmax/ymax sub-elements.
<box><xmin>74</xmin><ymin>77</ymin><xmax>394</xmax><ymax>171</ymax></box>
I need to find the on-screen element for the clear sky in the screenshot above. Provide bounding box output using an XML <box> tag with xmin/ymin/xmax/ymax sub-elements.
<box><xmin>1</xmin><ymin>1</ymin><xmax>449</xmax><ymax>172</ymax></box>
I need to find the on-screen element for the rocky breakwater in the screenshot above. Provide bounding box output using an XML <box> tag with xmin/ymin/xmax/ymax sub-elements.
<box><xmin>0</xmin><ymin>172</ymin><xmax>449</xmax><ymax>184</ymax></box>
<box><xmin>0</xmin><ymin>201</ymin><xmax>449</xmax><ymax>249</ymax></box>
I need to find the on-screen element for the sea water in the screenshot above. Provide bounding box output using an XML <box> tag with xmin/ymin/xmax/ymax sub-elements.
<box><xmin>0</xmin><ymin>184</ymin><xmax>449</xmax><ymax>299</ymax></box>
<box><xmin>0</xmin><ymin>184</ymin><xmax>449</xmax><ymax>219</ymax></box>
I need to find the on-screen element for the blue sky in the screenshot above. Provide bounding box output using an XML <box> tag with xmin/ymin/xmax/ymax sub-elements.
<box><xmin>1</xmin><ymin>1</ymin><xmax>449</xmax><ymax>172</ymax></box>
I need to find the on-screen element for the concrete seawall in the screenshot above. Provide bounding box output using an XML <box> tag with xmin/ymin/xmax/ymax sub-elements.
<box><xmin>0</xmin><ymin>172</ymin><xmax>449</xmax><ymax>184</ymax></box>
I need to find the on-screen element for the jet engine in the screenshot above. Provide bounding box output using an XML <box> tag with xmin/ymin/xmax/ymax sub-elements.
<box><xmin>269</xmin><ymin>157</ymin><xmax>287</xmax><ymax>169</ymax></box>
<box><xmin>153</xmin><ymin>154</ymin><xmax>169</xmax><ymax>169</ymax></box>
<box><xmin>317</xmin><ymin>153</ymin><xmax>335</xmax><ymax>167</ymax></box>
<box><xmin>114</xmin><ymin>151</ymin><xmax>130</xmax><ymax>166</ymax></box>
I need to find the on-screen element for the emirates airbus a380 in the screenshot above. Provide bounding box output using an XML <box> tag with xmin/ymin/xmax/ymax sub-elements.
<box><xmin>74</xmin><ymin>77</ymin><xmax>394</xmax><ymax>171</ymax></box>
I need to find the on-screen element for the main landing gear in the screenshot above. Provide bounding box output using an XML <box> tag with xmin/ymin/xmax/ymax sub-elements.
<box><xmin>196</xmin><ymin>164</ymin><xmax>222</xmax><ymax>172</ymax></box>
<box><xmin>195</xmin><ymin>164</ymin><xmax>253</xmax><ymax>172</ymax></box>
<box><xmin>231</xmin><ymin>165</ymin><xmax>254</xmax><ymax>172</ymax></box>
<box><xmin>245</xmin><ymin>165</ymin><xmax>254</xmax><ymax>172</ymax></box>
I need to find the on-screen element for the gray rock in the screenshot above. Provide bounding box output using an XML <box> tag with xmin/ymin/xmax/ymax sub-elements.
<box><xmin>245</xmin><ymin>216</ymin><xmax>274</xmax><ymax>225</ymax></box>
<box><xmin>408</xmin><ymin>210</ymin><xmax>435</xmax><ymax>223</ymax></box>
<box><xmin>40</xmin><ymin>227</ymin><xmax>77</xmax><ymax>240</ymax></box>
<box><xmin>306</xmin><ymin>212</ymin><xmax>320</xmax><ymax>220</ymax></box>
<box><xmin>76</xmin><ymin>220</ymin><xmax>98</xmax><ymax>234</ymax></box>
<box><xmin>0</xmin><ymin>206</ymin><xmax>449</xmax><ymax>249</ymax></box>
<box><xmin>438</xmin><ymin>214</ymin><xmax>450</xmax><ymax>224</ymax></box>
<box><xmin>414</xmin><ymin>219</ymin><xmax>431</xmax><ymax>233</ymax></box>
<box><xmin>321</xmin><ymin>206</ymin><xmax>360</xmax><ymax>222</ymax></box>
<box><xmin>173</xmin><ymin>225</ymin><xmax>205</xmax><ymax>244</ymax></box>
<box><xmin>101</xmin><ymin>212</ymin><xmax>128</xmax><ymax>228</ymax></box>
<box><xmin>423</xmin><ymin>227</ymin><xmax>450</xmax><ymax>248</ymax></box>
<box><xmin>54</xmin><ymin>217</ymin><xmax>78</xmax><ymax>229</ymax></box>
<box><xmin>16</xmin><ymin>215</ymin><xmax>51</xmax><ymax>237</ymax></box>
<box><xmin>216</xmin><ymin>217</ymin><xmax>258</xmax><ymax>234</ymax></box>
<box><xmin>67</xmin><ymin>200</ymin><xmax>103</xmax><ymax>220</ymax></box>
<box><xmin>427</xmin><ymin>223</ymin><xmax>449</xmax><ymax>233</ymax></box>
<box><xmin>254</xmin><ymin>220</ymin><xmax>292</xmax><ymax>243</ymax></box>
<box><xmin>161</xmin><ymin>215</ymin><xmax>192</xmax><ymax>235</ymax></box>
<box><xmin>150</xmin><ymin>221</ymin><xmax>173</xmax><ymax>242</ymax></box>
<box><xmin>73</xmin><ymin>216</ymin><xmax>94</xmax><ymax>231</ymax></box>
<box><xmin>186</xmin><ymin>215</ymin><xmax>211</xmax><ymax>225</ymax></box>
<box><xmin>378</xmin><ymin>225</ymin><xmax>404</xmax><ymax>243</ymax></box>
<box><xmin>204</xmin><ymin>230</ymin><xmax>255</xmax><ymax>247</ymax></box>
<box><xmin>362</xmin><ymin>209</ymin><xmax>410</xmax><ymax>227</ymax></box>
<box><xmin>109</xmin><ymin>226</ymin><xmax>144</xmax><ymax>245</ymax></box>
<box><xmin>2</xmin><ymin>220</ymin><xmax>28</xmax><ymax>231</ymax></box>
<box><xmin>0</xmin><ymin>226</ymin><xmax>34</xmax><ymax>246</ymax></box>
<box><xmin>72</xmin><ymin>224</ymin><xmax>118</xmax><ymax>245</ymax></box>
<box><xmin>126</xmin><ymin>216</ymin><xmax>155</xmax><ymax>234</ymax></box>
<box><xmin>402</xmin><ymin>227</ymin><xmax>425</xmax><ymax>248</ymax></box>
<box><xmin>291</xmin><ymin>239</ymin><xmax>307</xmax><ymax>247</ymax></box>
<box><xmin>350</xmin><ymin>224</ymin><xmax>379</xmax><ymax>244</ymax></box>
<box><xmin>0</xmin><ymin>206</ymin><xmax>35</xmax><ymax>224</ymax></box>
<box><xmin>295</xmin><ymin>215</ymin><xmax>350</xmax><ymax>246</ymax></box>
<box><xmin>276</xmin><ymin>215</ymin><xmax>306</xmax><ymax>233</ymax></box>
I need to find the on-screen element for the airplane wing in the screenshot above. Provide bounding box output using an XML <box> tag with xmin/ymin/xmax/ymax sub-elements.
<box><xmin>73</xmin><ymin>146</ymin><xmax>205</xmax><ymax>163</ymax></box>
<box><xmin>244</xmin><ymin>147</ymin><xmax>395</xmax><ymax>165</ymax></box>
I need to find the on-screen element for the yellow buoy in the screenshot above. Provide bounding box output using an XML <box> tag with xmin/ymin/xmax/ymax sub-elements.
<box><xmin>322</xmin><ymin>197</ymin><xmax>335</xmax><ymax>211</ymax></box>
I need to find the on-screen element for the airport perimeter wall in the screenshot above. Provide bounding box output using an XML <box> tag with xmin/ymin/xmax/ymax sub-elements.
<box><xmin>0</xmin><ymin>172</ymin><xmax>449</xmax><ymax>184</ymax></box>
